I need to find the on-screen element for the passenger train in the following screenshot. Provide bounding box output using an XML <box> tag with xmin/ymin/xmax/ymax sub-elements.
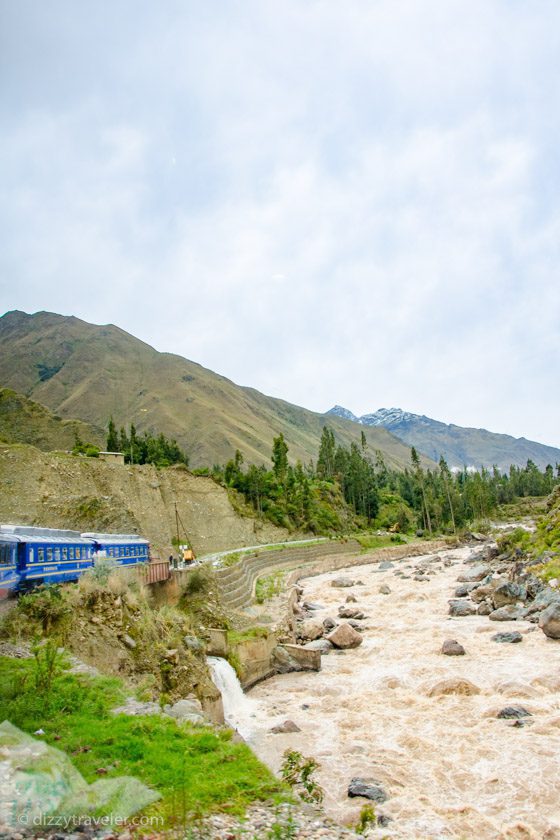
<box><xmin>0</xmin><ymin>524</ymin><xmax>150</xmax><ymax>597</ymax></box>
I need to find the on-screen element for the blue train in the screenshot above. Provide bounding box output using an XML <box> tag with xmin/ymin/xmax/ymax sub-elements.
<box><xmin>0</xmin><ymin>524</ymin><xmax>150</xmax><ymax>597</ymax></box>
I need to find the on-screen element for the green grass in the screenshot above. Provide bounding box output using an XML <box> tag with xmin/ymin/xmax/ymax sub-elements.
<box><xmin>356</xmin><ymin>533</ymin><xmax>407</xmax><ymax>552</ymax></box>
<box><xmin>227</xmin><ymin>626</ymin><xmax>271</xmax><ymax>645</ymax></box>
<box><xmin>0</xmin><ymin>655</ymin><xmax>286</xmax><ymax>827</ymax></box>
<box><xmin>255</xmin><ymin>570</ymin><xmax>288</xmax><ymax>604</ymax></box>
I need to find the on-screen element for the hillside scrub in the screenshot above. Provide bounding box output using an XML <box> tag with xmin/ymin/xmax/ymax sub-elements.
<box><xmin>0</xmin><ymin>655</ymin><xmax>285</xmax><ymax>827</ymax></box>
<box><xmin>0</xmin><ymin>569</ymin><xmax>221</xmax><ymax>705</ymax></box>
<box><xmin>495</xmin><ymin>486</ymin><xmax>560</xmax><ymax>585</ymax></box>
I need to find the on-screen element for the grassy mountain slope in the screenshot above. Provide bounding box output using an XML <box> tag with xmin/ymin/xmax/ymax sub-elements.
<box><xmin>0</xmin><ymin>388</ymin><xmax>104</xmax><ymax>451</ymax></box>
<box><xmin>0</xmin><ymin>310</ymin><xmax>429</xmax><ymax>470</ymax></box>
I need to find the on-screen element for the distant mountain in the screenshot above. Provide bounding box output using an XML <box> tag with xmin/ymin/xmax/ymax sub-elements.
<box><xmin>0</xmin><ymin>311</ymin><xmax>432</xmax><ymax>470</ymax></box>
<box><xmin>326</xmin><ymin>405</ymin><xmax>560</xmax><ymax>471</ymax></box>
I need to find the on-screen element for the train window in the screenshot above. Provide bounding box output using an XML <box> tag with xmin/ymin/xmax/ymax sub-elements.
<box><xmin>38</xmin><ymin>548</ymin><xmax>45</xmax><ymax>563</ymax></box>
<box><xmin>69</xmin><ymin>547</ymin><xmax>74</xmax><ymax>560</ymax></box>
<box><xmin>62</xmin><ymin>548</ymin><xmax>68</xmax><ymax>561</ymax></box>
<box><xmin>0</xmin><ymin>545</ymin><xmax>7</xmax><ymax>564</ymax></box>
<box><xmin>54</xmin><ymin>548</ymin><xmax>61</xmax><ymax>562</ymax></box>
<box><xmin>47</xmin><ymin>548</ymin><xmax>53</xmax><ymax>562</ymax></box>
<box><xmin>29</xmin><ymin>548</ymin><xmax>34</xmax><ymax>563</ymax></box>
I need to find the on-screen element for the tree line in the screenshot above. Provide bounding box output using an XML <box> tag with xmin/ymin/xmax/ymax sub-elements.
<box><xmin>211</xmin><ymin>425</ymin><xmax>559</xmax><ymax>535</ymax></box>
<box><xmin>106</xmin><ymin>418</ymin><xmax>189</xmax><ymax>467</ymax></box>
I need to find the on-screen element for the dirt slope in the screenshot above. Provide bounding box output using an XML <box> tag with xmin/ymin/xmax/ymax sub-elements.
<box><xmin>0</xmin><ymin>443</ymin><xmax>292</xmax><ymax>557</ymax></box>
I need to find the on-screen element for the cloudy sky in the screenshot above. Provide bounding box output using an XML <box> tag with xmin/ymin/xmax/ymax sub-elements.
<box><xmin>1</xmin><ymin>1</ymin><xmax>559</xmax><ymax>446</ymax></box>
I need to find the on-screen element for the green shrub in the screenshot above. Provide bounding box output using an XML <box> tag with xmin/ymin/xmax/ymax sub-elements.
<box><xmin>355</xmin><ymin>803</ymin><xmax>377</xmax><ymax>834</ymax></box>
<box><xmin>280</xmin><ymin>750</ymin><xmax>324</xmax><ymax>804</ymax></box>
<box><xmin>18</xmin><ymin>585</ymin><xmax>71</xmax><ymax>635</ymax></box>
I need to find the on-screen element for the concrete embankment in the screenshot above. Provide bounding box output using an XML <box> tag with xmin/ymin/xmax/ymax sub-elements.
<box><xmin>214</xmin><ymin>538</ymin><xmax>449</xmax><ymax>613</ymax></box>
<box><xmin>201</xmin><ymin>539</ymin><xmax>449</xmax><ymax>687</ymax></box>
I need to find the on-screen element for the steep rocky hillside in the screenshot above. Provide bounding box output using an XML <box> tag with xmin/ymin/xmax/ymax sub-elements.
<box><xmin>327</xmin><ymin>405</ymin><xmax>560</xmax><ymax>471</ymax></box>
<box><xmin>0</xmin><ymin>310</ymin><xmax>431</xmax><ymax>470</ymax></box>
<box><xmin>0</xmin><ymin>388</ymin><xmax>104</xmax><ymax>451</ymax></box>
<box><xmin>0</xmin><ymin>443</ymin><xmax>292</xmax><ymax>558</ymax></box>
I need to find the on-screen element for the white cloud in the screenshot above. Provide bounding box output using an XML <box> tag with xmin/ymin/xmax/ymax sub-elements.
<box><xmin>1</xmin><ymin>0</ymin><xmax>559</xmax><ymax>446</ymax></box>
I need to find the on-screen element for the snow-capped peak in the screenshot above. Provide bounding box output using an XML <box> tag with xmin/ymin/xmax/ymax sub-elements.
<box><xmin>326</xmin><ymin>405</ymin><xmax>359</xmax><ymax>422</ymax></box>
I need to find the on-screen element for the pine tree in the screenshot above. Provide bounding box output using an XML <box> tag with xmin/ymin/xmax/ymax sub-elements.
<box><xmin>271</xmin><ymin>433</ymin><xmax>289</xmax><ymax>483</ymax></box>
<box><xmin>106</xmin><ymin>417</ymin><xmax>119</xmax><ymax>452</ymax></box>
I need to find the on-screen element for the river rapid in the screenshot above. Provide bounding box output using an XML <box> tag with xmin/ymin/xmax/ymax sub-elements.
<box><xmin>235</xmin><ymin>546</ymin><xmax>560</xmax><ymax>839</ymax></box>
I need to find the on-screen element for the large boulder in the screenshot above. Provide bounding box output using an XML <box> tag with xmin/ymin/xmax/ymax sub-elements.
<box><xmin>471</xmin><ymin>579</ymin><xmax>503</xmax><ymax>603</ymax></box>
<box><xmin>491</xmin><ymin>632</ymin><xmax>522</xmax><ymax>644</ymax></box>
<box><xmin>326</xmin><ymin>623</ymin><xmax>363</xmax><ymax>649</ymax></box>
<box><xmin>331</xmin><ymin>577</ymin><xmax>355</xmax><ymax>588</ymax></box>
<box><xmin>526</xmin><ymin>588</ymin><xmax>560</xmax><ymax>615</ymax></box>
<box><xmin>492</xmin><ymin>582</ymin><xmax>527</xmax><ymax>608</ymax></box>
<box><xmin>448</xmin><ymin>600</ymin><xmax>477</xmax><ymax>617</ymax></box>
<box><xmin>299</xmin><ymin>619</ymin><xmax>324</xmax><ymax>641</ymax></box>
<box><xmin>454</xmin><ymin>583</ymin><xmax>478</xmax><ymax>598</ymax></box>
<box><xmin>0</xmin><ymin>721</ymin><xmax>160</xmax><ymax>828</ymax></box>
<box><xmin>489</xmin><ymin>605</ymin><xmax>525</xmax><ymax>621</ymax></box>
<box><xmin>164</xmin><ymin>697</ymin><xmax>205</xmax><ymax>724</ymax></box>
<box><xmin>539</xmin><ymin>603</ymin><xmax>560</xmax><ymax>639</ymax></box>
<box><xmin>457</xmin><ymin>565</ymin><xmax>491</xmax><ymax>583</ymax></box>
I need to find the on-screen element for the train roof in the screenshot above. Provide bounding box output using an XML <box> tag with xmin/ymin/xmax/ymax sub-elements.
<box><xmin>0</xmin><ymin>533</ymin><xmax>21</xmax><ymax>544</ymax></box>
<box><xmin>1</xmin><ymin>524</ymin><xmax>82</xmax><ymax>539</ymax></box>
<box><xmin>81</xmin><ymin>532</ymin><xmax>149</xmax><ymax>543</ymax></box>
<box><xmin>0</xmin><ymin>533</ymin><xmax>94</xmax><ymax>545</ymax></box>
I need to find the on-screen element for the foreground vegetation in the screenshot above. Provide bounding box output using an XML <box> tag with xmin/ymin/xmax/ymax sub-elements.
<box><xmin>0</xmin><ymin>651</ymin><xmax>285</xmax><ymax>827</ymax></box>
<box><xmin>205</xmin><ymin>426</ymin><xmax>559</xmax><ymax>537</ymax></box>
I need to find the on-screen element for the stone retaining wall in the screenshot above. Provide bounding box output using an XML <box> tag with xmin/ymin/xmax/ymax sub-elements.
<box><xmin>214</xmin><ymin>539</ymin><xmax>362</xmax><ymax>611</ymax></box>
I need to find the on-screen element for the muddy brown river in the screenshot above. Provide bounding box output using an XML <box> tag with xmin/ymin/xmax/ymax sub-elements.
<box><xmin>225</xmin><ymin>546</ymin><xmax>560</xmax><ymax>839</ymax></box>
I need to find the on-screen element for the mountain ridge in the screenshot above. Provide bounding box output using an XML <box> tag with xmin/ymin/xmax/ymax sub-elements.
<box><xmin>0</xmin><ymin>310</ymin><xmax>431</xmax><ymax>471</ymax></box>
<box><xmin>326</xmin><ymin>405</ymin><xmax>560</xmax><ymax>471</ymax></box>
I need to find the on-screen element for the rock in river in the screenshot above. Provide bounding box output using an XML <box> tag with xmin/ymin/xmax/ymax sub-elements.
<box><xmin>497</xmin><ymin>706</ymin><xmax>532</xmax><ymax>719</ymax></box>
<box><xmin>427</xmin><ymin>678</ymin><xmax>480</xmax><ymax>697</ymax></box>
<box><xmin>492</xmin><ymin>582</ymin><xmax>527</xmax><ymax>608</ymax></box>
<box><xmin>271</xmin><ymin>720</ymin><xmax>301</xmax><ymax>734</ymax></box>
<box><xmin>539</xmin><ymin>603</ymin><xmax>560</xmax><ymax>639</ymax></box>
<box><xmin>326</xmin><ymin>623</ymin><xmax>363</xmax><ymax>649</ymax></box>
<box><xmin>448</xmin><ymin>600</ymin><xmax>477</xmax><ymax>617</ymax></box>
<box><xmin>331</xmin><ymin>577</ymin><xmax>355</xmax><ymax>588</ymax></box>
<box><xmin>441</xmin><ymin>639</ymin><xmax>466</xmax><ymax>656</ymax></box>
<box><xmin>457</xmin><ymin>565</ymin><xmax>491</xmax><ymax>583</ymax></box>
<box><xmin>491</xmin><ymin>632</ymin><xmax>523</xmax><ymax>644</ymax></box>
<box><xmin>347</xmin><ymin>777</ymin><xmax>388</xmax><ymax>803</ymax></box>
<box><xmin>489</xmin><ymin>605</ymin><xmax>525</xmax><ymax>621</ymax></box>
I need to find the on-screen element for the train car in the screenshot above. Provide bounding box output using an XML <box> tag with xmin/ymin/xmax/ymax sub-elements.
<box><xmin>81</xmin><ymin>532</ymin><xmax>150</xmax><ymax>567</ymax></box>
<box><xmin>0</xmin><ymin>525</ymin><xmax>151</xmax><ymax>596</ymax></box>
<box><xmin>0</xmin><ymin>534</ymin><xmax>20</xmax><ymax>598</ymax></box>
<box><xmin>0</xmin><ymin>526</ymin><xmax>96</xmax><ymax>592</ymax></box>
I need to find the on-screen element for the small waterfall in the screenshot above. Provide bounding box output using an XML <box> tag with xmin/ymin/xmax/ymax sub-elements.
<box><xmin>207</xmin><ymin>656</ymin><xmax>256</xmax><ymax>739</ymax></box>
